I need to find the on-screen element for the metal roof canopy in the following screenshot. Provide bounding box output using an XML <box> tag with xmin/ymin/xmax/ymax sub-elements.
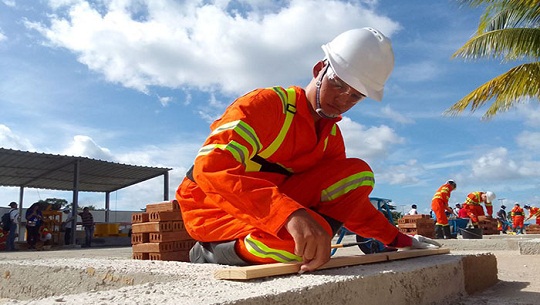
<box><xmin>0</xmin><ymin>148</ymin><xmax>171</xmax><ymax>243</ymax></box>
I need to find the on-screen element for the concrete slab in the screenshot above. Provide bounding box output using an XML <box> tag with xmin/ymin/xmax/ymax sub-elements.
<box><xmin>0</xmin><ymin>247</ymin><xmax>496</xmax><ymax>305</ymax></box>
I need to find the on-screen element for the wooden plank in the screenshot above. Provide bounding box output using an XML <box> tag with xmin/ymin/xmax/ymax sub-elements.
<box><xmin>214</xmin><ymin>248</ymin><xmax>450</xmax><ymax>280</ymax></box>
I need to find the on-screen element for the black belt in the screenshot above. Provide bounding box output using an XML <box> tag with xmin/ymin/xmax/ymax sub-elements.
<box><xmin>186</xmin><ymin>156</ymin><xmax>291</xmax><ymax>183</ymax></box>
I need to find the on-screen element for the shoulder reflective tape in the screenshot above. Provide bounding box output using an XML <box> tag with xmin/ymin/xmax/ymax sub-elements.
<box><xmin>244</xmin><ymin>234</ymin><xmax>302</xmax><ymax>263</ymax></box>
<box><xmin>210</xmin><ymin>120</ymin><xmax>261</xmax><ymax>158</ymax></box>
<box><xmin>321</xmin><ymin>171</ymin><xmax>375</xmax><ymax>202</ymax></box>
<box><xmin>258</xmin><ymin>87</ymin><xmax>297</xmax><ymax>159</ymax></box>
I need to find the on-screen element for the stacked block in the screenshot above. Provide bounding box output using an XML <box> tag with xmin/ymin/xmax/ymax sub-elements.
<box><xmin>478</xmin><ymin>216</ymin><xmax>498</xmax><ymax>235</ymax></box>
<box><xmin>397</xmin><ymin>214</ymin><xmax>435</xmax><ymax>238</ymax></box>
<box><xmin>131</xmin><ymin>200</ymin><xmax>196</xmax><ymax>262</ymax></box>
<box><xmin>526</xmin><ymin>224</ymin><xmax>540</xmax><ymax>234</ymax></box>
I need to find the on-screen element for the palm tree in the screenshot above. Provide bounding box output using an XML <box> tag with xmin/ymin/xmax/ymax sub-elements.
<box><xmin>446</xmin><ymin>0</ymin><xmax>540</xmax><ymax>119</ymax></box>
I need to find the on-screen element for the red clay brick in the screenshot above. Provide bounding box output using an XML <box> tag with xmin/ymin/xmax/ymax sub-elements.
<box><xmin>149</xmin><ymin>231</ymin><xmax>192</xmax><ymax>243</ymax></box>
<box><xmin>132</xmin><ymin>221</ymin><xmax>173</xmax><ymax>233</ymax></box>
<box><xmin>131</xmin><ymin>213</ymin><xmax>150</xmax><ymax>223</ymax></box>
<box><xmin>149</xmin><ymin>251</ymin><xmax>190</xmax><ymax>262</ymax></box>
<box><xmin>131</xmin><ymin>233</ymin><xmax>149</xmax><ymax>245</ymax></box>
<box><xmin>146</xmin><ymin>200</ymin><xmax>180</xmax><ymax>213</ymax></box>
<box><xmin>132</xmin><ymin>242</ymin><xmax>176</xmax><ymax>253</ymax></box>
<box><xmin>132</xmin><ymin>252</ymin><xmax>150</xmax><ymax>260</ymax></box>
<box><xmin>149</xmin><ymin>211</ymin><xmax>182</xmax><ymax>222</ymax></box>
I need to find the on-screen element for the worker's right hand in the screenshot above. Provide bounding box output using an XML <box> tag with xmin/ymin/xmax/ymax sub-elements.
<box><xmin>284</xmin><ymin>209</ymin><xmax>332</xmax><ymax>273</ymax></box>
<box><xmin>410</xmin><ymin>235</ymin><xmax>441</xmax><ymax>249</ymax></box>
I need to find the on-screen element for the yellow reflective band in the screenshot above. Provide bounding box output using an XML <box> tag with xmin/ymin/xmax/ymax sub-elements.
<box><xmin>196</xmin><ymin>142</ymin><xmax>249</xmax><ymax>166</ymax></box>
<box><xmin>244</xmin><ymin>234</ymin><xmax>302</xmax><ymax>263</ymax></box>
<box><xmin>259</xmin><ymin>87</ymin><xmax>297</xmax><ymax>159</ymax></box>
<box><xmin>321</xmin><ymin>171</ymin><xmax>375</xmax><ymax>202</ymax></box>
<box><xmin>211</xmin><ymin>120</ymin><xmax>261</xmax><ymax>158</ymax></box>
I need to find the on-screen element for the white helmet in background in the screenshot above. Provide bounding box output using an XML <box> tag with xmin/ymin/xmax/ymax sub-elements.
<box><xmin>485</xmin><ymin>191</ymin><xmax>496</xmax><ymax>203</ymax></box>
<box><xmin>322</xmin><ymin>27</ymin><xmax>394</xmax><ymax>101</ymax></box>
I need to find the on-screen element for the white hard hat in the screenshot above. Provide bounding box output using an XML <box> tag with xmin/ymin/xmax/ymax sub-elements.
<box><xmin>485</xmin><ymin>191</ymin><xmax>496</xmax><ymax>203</ymax></box>
<box><xmin>322</xmin><ymin>27</ymin><xmax>394</xmax><ymax>101</ymax></box>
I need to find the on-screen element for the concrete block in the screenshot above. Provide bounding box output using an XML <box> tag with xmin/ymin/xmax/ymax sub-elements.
<box><xmin>519</xmin><ymin>238</ymin><xmax>540</xmax><ymax>255</ymax></box>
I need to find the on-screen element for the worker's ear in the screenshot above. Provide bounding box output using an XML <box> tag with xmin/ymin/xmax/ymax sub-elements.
<box><xmin>312</xmin><ymin>60</ymin><xmax>325</xmax><ymax>78</ymax></box>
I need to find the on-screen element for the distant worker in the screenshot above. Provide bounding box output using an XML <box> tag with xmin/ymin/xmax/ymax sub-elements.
<box><xmin>78</xmin><ymin>207</ymin><xmax>94</xmax><ymax>248</ymax></box>
<box><xmin>524</xmin><ymin>205</ymin><xmax>540</xmax><ymax>225</ymax></box>
<box><xmin>431</xmin><ymin>180</ymin><xmax>457</xmax><ymax>239</ymax></box>
<box><xmin>62</xmin><ymin>209</ymin><xmax>75</xmax><ymax>245</ymax></box>
<box><xmin>462</xmin><ymin>191</ymin><xmax>496</xmax><ymax>227</ymax></box>
<box><xmin>453</xmin><ymin>203</ymin><xmax>462</xmax><ymax>217</ymax></box>
<box><xmin>5</xmin><ymin>201</ymin><xmax>19</xmax><ymax>251</ymax></box>
<box><xmin>496</xmin><ymin>205</ymin><xmax>508</xmax><ymax>234</ymax></box>
<box><xmin>511</xmin><ymin>203</ymin><xmax>525</xmax><ymax>234</ymax></box>
<box><xmin>176</xmin><ymin>28</ymin><xmax>441</xmax><ymax>272</ymax></box>
<box><xmin>407</xmin><ymin>204</ymin><xmax>418</xmax><ymax>215</ymax></box>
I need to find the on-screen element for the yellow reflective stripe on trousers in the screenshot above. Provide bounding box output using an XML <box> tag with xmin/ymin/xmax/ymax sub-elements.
<box><xmin>196</xmin><ymin>142</ymin><xmax>249</xmax><ymax>166</ymax></box>
<box><xmin>321</xmin><ymin>171</ymin><xmax>375</xmax><ymax>202</ymax></box>
<box><xmin>258</xmin><ymin>87</ymin><xmax>297</xmax><ymax>159</ymax></box>
<box><xmin>244</xmin><ymin>234</ymin><xmax>302</xmax><ymax>263</ymax></box>
<box><xmin>210</xmin><ymin>120</ymin><xmax>261</xmax><ymax>159</ymax></box>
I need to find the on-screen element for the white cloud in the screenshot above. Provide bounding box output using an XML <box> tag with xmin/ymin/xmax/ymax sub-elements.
<box><xmin>339</xmin><ymin>116</ymin><xmax>405</xmax><ymax>161</ymax></box>
<box><xmin>516</xmin><ymin>131</ymin><xmax>540</xmax><ymax>151</ymax></box>
<box><xmin>62</xmin><ymin>135</ymin><xmax>114</xmax><ymax>161</ymax></box>
<box><xmin>0</xmin><ymin>124</ymin><xmax>35</xmax><ymax>151</ymax></box>
<box><xmin>24</xmin><ymin>0</ymin><xmax>400</xmax><ymax>98</ymax></box>
<box><xmin>0</xmin><ymin>30</ymin><xmax>6</xmax><ymax>42</ymax></box>
<box><xmin>377</xmin><ymin>159</ymin><xmax>423</xmax><ymax>185</ymax></box>
<box><xmin>380</xmin><ymin>105</ymin><xmax>415</xmax><ymax>124</ymax></box>
<box><xmin>1</xmin><ymin>0</ymin><xmax>15</xmax><ymax>8</ymax></box>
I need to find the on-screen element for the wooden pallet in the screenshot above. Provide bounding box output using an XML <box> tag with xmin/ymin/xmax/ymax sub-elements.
<box><xmin>214</xmin><ymin>248</ymin><xmax>450</xmax><ymax>280</ymax></box>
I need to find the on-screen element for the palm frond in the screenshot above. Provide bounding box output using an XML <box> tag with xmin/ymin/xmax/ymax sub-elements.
<box><xmin>445</xmin><ymin>62</ymin><xmax>540</xmax><ymax>119</ymax></box>
<box><xmin>453</xmin><ymin>28</ymin><xmax>540</xmax><ymax>61</ymax></box>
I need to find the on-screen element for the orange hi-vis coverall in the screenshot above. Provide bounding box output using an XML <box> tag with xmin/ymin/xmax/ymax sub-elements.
<box><xmin>462</xmin><ymin>192</ymin><xmax>492</xmax><ymax>226</ymax></box>
<box><xmin>511</xmin><ymin>206</ymin><xmax>525</xmax><ymax>231</ymax></box>
<box><xmin>431</xmin><ymin>183</ymin><xmax>454</xmax><ymax>226</ymax></box>
<box><xmin>176</xmin><ymin>86</ymin><xmax>401</xmax><ymax>265</ymax></box>
<box><xmin>528</xmin><ymin>206</ymin><xmax>540</xmax><ymax>225</ymax></box>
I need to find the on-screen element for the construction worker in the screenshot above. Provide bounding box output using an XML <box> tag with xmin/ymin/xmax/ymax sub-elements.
<box><xmin>511</xmin><ymin>203</ymin><xmax>525</xmax><ymax>234</ymax></box>
<box><xmin>496</xmin><ymin>205</ymin><xmax>508</xmax><ymax>234</ymax></box>
<box><xmin>431</xmin><ymin>180</ymin><xmax>457</xmax><ymax>239</ymax></box>
<box><xmin>461</xmin><ymin>191</ymin><xmax>496</xmax><ymax>227</ymax></box>
<box><xmin>176</xmin><ymin>28</ymin><xmax>441</xmax><ymax>273</ymax></box>
<box><xmin>407</xmin><ymin>204</ymin><xmax>418</xmax><ymax>215</ymax></box>
<box><xmin>524</xmin><ymin>205</ymin><xmax>540</xmax><ymax>225</ymax></box>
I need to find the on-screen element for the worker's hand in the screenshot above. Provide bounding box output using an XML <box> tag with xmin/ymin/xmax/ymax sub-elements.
<box><xmin>410</xmin><ymin>235</ymin><xmax>441</xmax><ymax>249</ymax></box>
<box><xmin>284</xmin><ymin>209</ymin><xmax>331</xmax><ymax>273</ymax></box>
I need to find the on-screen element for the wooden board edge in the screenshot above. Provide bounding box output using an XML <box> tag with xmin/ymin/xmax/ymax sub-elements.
<box><xmin>214</xmin><ymin>248</ymin><xmax>450</xmax><ymax>280</ymax></box>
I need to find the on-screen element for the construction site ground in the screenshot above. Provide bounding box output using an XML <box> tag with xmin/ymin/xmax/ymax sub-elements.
<box><xmin>0</xmin><ymin>234</ymin><xmax>539</xmax><ymax>305</ymax></box>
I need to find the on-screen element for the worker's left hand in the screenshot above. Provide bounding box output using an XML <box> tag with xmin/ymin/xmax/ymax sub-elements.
<box><xmin>410</xmin><ymin>235</ymin><xmax>441</xmax><ymax>249</ymax></box>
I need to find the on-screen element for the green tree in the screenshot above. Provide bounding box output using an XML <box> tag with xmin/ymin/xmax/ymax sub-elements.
<box><xmin>446</xmin><ymin>0</ymin><xmax>540</xmax><ymax>119</ymax></box>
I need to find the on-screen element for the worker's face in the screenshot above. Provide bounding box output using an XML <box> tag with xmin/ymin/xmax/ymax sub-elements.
<box><xmin>318</xmin><ymin>63</ymin><xmax>366</xmax><ymax>116</ymax></box>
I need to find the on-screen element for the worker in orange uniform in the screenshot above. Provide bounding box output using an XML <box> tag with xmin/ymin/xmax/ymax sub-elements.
<box><xmin>461</xmin><ymin>191</ymin><xmax>496</xmax><ymax>227</ymax></box>
<box><xmin>524</xmin><ymin>205</ymin><xmax>540</xmax><ymax>225</ymax></box>
<box><xmin>511</xmin><ymin>203</ymin><xmax>525</xmax><ymax>234</ymax></box>
<box><xmin>431</xmin><ymin>180</ymin><xmax>457</xmax><ymax>239</ymax></box>
<box><xmin>176</xmin><ymin>28</ymin><xmax>441</xmax><ymax>273</ymax></box>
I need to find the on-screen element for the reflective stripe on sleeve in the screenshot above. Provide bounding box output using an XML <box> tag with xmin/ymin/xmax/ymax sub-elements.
<box><xmin>244</xmin><ymin>234</ymin><xmax>302</xmax><ymax>263</ymax></box>
<box><xmin>210</xmin><ymin>120</ymin><xmax>261</xmax><ymax>158</ymax></box>
<box><xmin>321</xmin><ymin>171</ymin><xmax>375</xmax><ymax>202</ymax></box>
<box><xmin>196</xmin><ymin>142</ymin><xmax>249</xmax><ymax>166</ymax></box>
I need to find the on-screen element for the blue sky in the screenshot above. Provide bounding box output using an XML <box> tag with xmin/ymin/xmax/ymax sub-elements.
<box><xmin>1</xmin><ymin>0</ymin><xmax>539</xmax><ymax>215</ymax></box>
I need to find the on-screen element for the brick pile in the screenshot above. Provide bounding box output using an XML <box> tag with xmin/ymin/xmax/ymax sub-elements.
<box><xmin>478</xmin><ymin>216</ymin><xmax>498</xmax><ymax>235</ymax></box>
<box><xmin>397</xmin><ymin>214</ymin><xmax>435</xmax><ymax>238</ymax></box>
<box><xmin>131</xmin><ymin>200</ymin><xmax>196</xmax><ymax>262</ymax></box>
<box><xmin>526</xmin><ymin>224</ymin><xmax>540</xmax><ymax>234</ymax></box>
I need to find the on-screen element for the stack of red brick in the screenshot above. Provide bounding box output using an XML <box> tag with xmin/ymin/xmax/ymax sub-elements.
<box><xmin>477</xmin><ymin>216</ymin><xmax>498</xmax><ymax>235</ymax></box>
<box><xmin>526</xmin><ymin>224</ymin><xmax>540</xmax><ymax>234</ymax></box>
<box><xmin>397</xmin><ymin>214</ymin><xmax>435</xmax><ymax>238</ymax></box>
<box><xmin>131</xmin><ymin>200</ymin><xmax>196</xmax><ymax>262</ymax></box>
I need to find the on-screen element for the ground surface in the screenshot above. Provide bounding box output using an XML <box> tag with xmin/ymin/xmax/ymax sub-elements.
<box><xmin>0</xmin><ymin>235</ymin><xmax>538</xmax><ymax>304</ymax></box>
